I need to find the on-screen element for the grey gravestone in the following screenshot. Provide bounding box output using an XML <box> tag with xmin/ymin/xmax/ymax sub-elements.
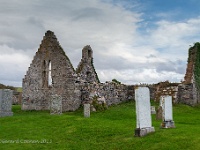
<box><xmin>151</xmin><ymin>106</ymin><xmax>156</xmax><ymax>114</ymax></box>
<box><xmin>156</xmin><ymin>96</ymin><xmax>165</xmax><ymax>120</ymax></box>
<box><xmin>156</xmin><ymin>106</ymin><xmax>163</xmax><ymax>120</ymax></box>
<box><xmin>135</xmin><ymin>87</ymin><xmax>155</xmax><ymax>137</ymax></box>
<box><xmin>160</xmin><ymin>96</ymin><xmax>165</xmax><ymax>108</ymax></box>
<box><xmin>160</xmin><ymin>95</ymin><xmax>175</xmax><ymax>128</ymax></box>
<box><xmin>50</xmin><ymin>94</ymin><xmax>62</xmax><ymax>115</ymax></box>
<box><xmin>0</xmin><ymin>89</ymin><xmax>13</xmax><ymax>117</ymax></box>
<box><xmin>84</xmin><ymin>104</ymin><xmax>90</xmax><ymax>118</ymax></box>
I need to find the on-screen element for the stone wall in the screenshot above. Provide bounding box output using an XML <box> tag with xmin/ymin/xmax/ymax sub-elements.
<box><xmin>80</xmin><ymin>82</ymin><xmax>129</xmax><ymax>106</ymax></box>
<box><xmin>154</xmin><ymin>81</ymin><xmax>179</xmax><ymax>103</ymax></box>
<box><xmin>177</xmin><ymin>83</ymin><xmax>198</xmax><ymax>106</ymax></box>
<box><xmin>178</xmin><ymin>43</ymin><xmax>200</xmax><ymax>105</ymax></box>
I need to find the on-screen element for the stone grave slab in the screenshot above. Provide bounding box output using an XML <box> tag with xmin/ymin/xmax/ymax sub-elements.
<box><xmin>84</xmin><ymin>104</ymin><xmax>90</xmax><ymax>118</ymax></box>
<box><xmin>135</xmin><ymin>87</ymin><xmax>155</xmax><ymax>137</ymax></box>
<box><xmin>0</xmin><ymin>89</ymin><xmax>13</xmax><ymax>117</ymax></box>
<box><xmin>50</xmin><ymin>94</ymin><xmax>62</xmax><ymax>115</ymax></box>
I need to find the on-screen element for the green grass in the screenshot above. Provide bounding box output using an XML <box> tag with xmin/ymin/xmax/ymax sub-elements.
<box><xmin>0</xmin><ymin>101</ymin><xmax>200</xmax><ymax>150</ymax></box>
<box><xmin>15</xmin><ymin>87</ymin><xmax>22</xmax><ymax>92</ymax></box>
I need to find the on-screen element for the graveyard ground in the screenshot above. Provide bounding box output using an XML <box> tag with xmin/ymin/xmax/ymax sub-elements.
<box><xmin>0</xmin><ymin>101</ymin><xmax>200</xmax><ymax>150</ymax></box>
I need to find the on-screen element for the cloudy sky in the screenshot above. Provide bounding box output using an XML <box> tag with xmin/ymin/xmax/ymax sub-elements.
<box><xmin>0</xmin><ymin>0</ymin><xmax>200</xmax><ymax>87</ymax></box>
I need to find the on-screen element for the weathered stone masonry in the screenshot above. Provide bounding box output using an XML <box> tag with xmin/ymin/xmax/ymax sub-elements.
<box><xmin>76</xmin><ymin>45</ymin><xmax>99</xmax><ymax>83</ymax></box>
<box><xmin>22</xmin><ymin>31</ymin><xmax>130</xmax><ymax>112</ymax></box>
<box><xmin>22</xmin><ymin>31</ymin><xmax>200</xmax><ymax>111</ymax></box>
<box><xmin>177</xmin><ymin>43</ymin><xmax>200</xmax><ymax>106</ymax></box>
<box><xmin>22</xmin><ymin>31</ymin><xmax>81</xmax><ymax>111</ymax></box>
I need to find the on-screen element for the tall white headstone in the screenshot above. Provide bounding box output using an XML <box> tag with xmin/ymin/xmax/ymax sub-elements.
<box><xmin>0</xmin><ymin>89</ymin><xmax>13</xmax><ymax>117</ymax></box>
<box><xmin>161</xmin><ymin>95</ymin><xmax>175</xmax><ymax>128</ymax></box>
<box><xmin>135</xmin><ymin>87</ymin><xmax>155</xmax><ymax>137</ymax></box>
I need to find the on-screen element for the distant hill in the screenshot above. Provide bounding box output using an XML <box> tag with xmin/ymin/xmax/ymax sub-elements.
<box><xmin>0</xmin><ymin>83</ymin><xmax>16</xmax><ymax>91</ymax></box>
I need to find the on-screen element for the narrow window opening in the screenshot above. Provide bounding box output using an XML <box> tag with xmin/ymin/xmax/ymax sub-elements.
<box><xmin>42</xmin><ymin>60</ymin><xmax>47</xmax><ymax>88</ymax></box>
<box><xmin>48</xmin><ymin>61</ymin><xmax>52</xmax><ymax>86</ymax></box>
<box><xmin>88</xmin><ymin>50</ymin><xmax>92</xmax><ymax>58</ymax></box>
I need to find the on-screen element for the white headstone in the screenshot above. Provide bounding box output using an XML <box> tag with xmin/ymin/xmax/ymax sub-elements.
<box><xmin>84</xmin><ymin>104</ymin><xmax>90</xmax><ymax>118</ymax></box>
<box><xmin>160</xmin><ymin>95</ymin><xmax>175</xmax><ymax>128</ymax></box>
<box><xmin>50</xmin><ymin>94</ymin><xmax>62</xmax><ymax>115</ymax></box>
<box><xmin>135</xmin><ymin>87</ymin><xmax>154</xmax><ymax>136</ymax></box>
<box><xmin>163</xmin><ymin>96</ymin><xmax>173</xmax><ymax>121</ymax></box>
<box><xmin>0</xmin><ymin>89</ymin><xmax>13</xmax><ymax>117</ymax></box>
<box><xmin>135</xmin><ymin>87</ymin><xmax>152</xmax><ymax>128</ymax></box>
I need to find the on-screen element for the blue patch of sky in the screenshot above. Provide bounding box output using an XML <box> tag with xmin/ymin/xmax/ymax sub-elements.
<box><xmin>107</xmin><ymin>0</ymin><xmax>200</xmax><ymax>34</ymax></box>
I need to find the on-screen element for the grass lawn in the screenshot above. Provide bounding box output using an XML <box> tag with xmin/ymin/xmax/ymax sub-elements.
<box><xmin>15</xmin><ymin>87</ymin><xmax>22</xmax><ymax>92</ymax></box>
<box><xmin>0</xmin><ymin>101</ymin><xmax>200</xmax><ymax>150</ymax></box>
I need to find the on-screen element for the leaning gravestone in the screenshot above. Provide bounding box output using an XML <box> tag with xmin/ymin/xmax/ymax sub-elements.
<box><xmin>84</xmin><ymin>104</ymin><xmax>90</xmax><ymax>118</ymax></box>
<box><xmin>50</xmin><ymin>94</ymin><xmax>62</xmax><ymax>115</ymax></box>
<box><xmin>0</xmin><ymin>89</ymin><xmax>13</xmax><ymax>117</ymax></box>
<box><xmin>135</xmin><ymin>87</ymin><xmax>155</xmax><ymax>137</ymax></box>
<box><xmin>160</xmin><ymin>95</ymin><xmax>175</xmax><ymax>128</ymax></box>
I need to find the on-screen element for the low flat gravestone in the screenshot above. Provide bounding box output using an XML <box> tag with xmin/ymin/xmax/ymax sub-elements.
<box><xmin>135</xmin><ymin>87</ymin><xmax>155</xmax><ymax>137</ymax></box>
<box><xmin>50</xmin><ymin>94</ymin><xmax>62</xmax><ymax>115</ymax></box>
<box><xmin>160</xmin><ymin>95</ymin><xmax>175</xmax><ymax>128</ymax></box>
<box><xmin>0</xmin><ymin>89</ymin><xmax>13</xmax><ymax>117</ymax></box>
<box><xmin>84</xmin><ymin>104</ymin><xmax>90</xmax><ymax>118</ymax></box>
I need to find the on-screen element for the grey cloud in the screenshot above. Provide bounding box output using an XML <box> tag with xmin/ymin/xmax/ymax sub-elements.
<box><xmin>146</xmin><ymin>54</ymin><xmax>156</xmax><ymax>58</ymax></box>
<box><xmin>72</xmin><ymin>8</ymin><xmax>104</xmax><ymax>21</ymax></box>
<box><xmin>155</xmin><ymin>60</ymin><xmax>186</xmax><ymax>74</ymax></box>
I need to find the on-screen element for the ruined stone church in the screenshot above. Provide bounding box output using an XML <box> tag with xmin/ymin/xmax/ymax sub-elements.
<box><xmin>22</xmin><ymin>31</ymin><xmax>200</xmax><ymax>112</ymax></box>
<box><xmin>22</xmin><ymin>31</ymin><xmax>99</xmax><ymax>111</ymax></box>
<box><xmin>22</xmin><ymin>31</ymin><xmax>129</xmax><ymax>111</ymax></box>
